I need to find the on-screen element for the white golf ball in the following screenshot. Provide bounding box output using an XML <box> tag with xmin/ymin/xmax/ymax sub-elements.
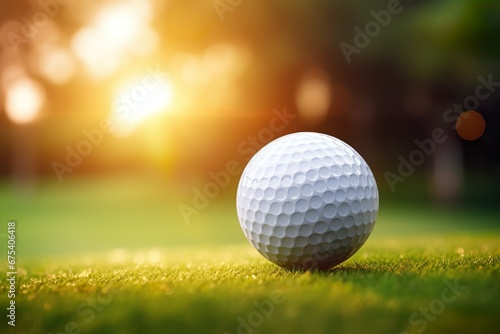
<box><xmin>236</xmin><ymin>132</ymin><xmax>379</xmax><ymax>270</ymax></box>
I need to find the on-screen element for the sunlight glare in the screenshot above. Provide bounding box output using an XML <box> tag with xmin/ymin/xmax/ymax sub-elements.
<box><xmin>95</xmin><ymin>3</ymin><xmax>145</xmax><ymax>48</ymax></box>
<box><xmin>111</xmin><ymin>77</ymin><xmax>174</xmax><ymax>137</ymax></box>
<box><xmin>70</xmin><ymin>0</ymin><xmax>156</xmax><ymax>78</ymax></box>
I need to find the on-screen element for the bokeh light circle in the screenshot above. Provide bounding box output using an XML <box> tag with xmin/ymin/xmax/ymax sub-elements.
<box><xmin>455</xmin><ymin>110</ymin><xmax>486</xmax><ymax>141</ymax></box>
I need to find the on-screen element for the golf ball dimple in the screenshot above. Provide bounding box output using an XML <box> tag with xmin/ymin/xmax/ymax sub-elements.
<box><xmin>236</xmin><ymin>132</ymin><xmax>379</xmax><ymax>270</ymax></box>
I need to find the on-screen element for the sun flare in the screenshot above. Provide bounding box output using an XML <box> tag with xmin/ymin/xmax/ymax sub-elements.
<box><xmin>111</xmin><ymin>76</ymin><xmax>174</xmax><ymax>137</ymax></box>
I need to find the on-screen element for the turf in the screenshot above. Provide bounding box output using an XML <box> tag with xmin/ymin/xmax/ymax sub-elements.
<box><xmin>0</xmin><ymin>176</ymin><xmax>499</xmax><ymax>334</ymax></box>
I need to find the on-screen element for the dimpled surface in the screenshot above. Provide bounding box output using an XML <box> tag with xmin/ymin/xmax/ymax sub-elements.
<box><xmin>236</xmin><ymin>132</ymin><xmax>379</xmax><ymax>270</ymax></box>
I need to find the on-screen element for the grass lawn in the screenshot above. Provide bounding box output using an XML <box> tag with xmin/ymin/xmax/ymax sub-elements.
<box><xmin>0</xmin><ymin>176</ymin><xmax>499</xmax><ymax>334</ymax></box>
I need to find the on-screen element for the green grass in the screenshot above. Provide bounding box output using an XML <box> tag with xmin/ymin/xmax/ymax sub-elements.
<box><xmin>0</xmin><ymin>175</ymin><xmax>499</xmax><ymax>334</ymax></box>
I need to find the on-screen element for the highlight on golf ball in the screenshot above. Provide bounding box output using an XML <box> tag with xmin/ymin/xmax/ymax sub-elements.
<box><xmin>236</xmin><ymin>132</ymin><xmax>379</xmax><ymax>270</ymax></box>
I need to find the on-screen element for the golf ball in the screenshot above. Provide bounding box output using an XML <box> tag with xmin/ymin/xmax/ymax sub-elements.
<box><xmin>236</xmin><ymin>132</ymin><xmax>379</xmax><ymax>270</ymax></box>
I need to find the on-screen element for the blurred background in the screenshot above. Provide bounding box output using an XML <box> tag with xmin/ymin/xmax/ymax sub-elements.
<box><xmin>0</xmin><ymin>0</ymin><xmax>499</xmax><ymax>256</ymax></box>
